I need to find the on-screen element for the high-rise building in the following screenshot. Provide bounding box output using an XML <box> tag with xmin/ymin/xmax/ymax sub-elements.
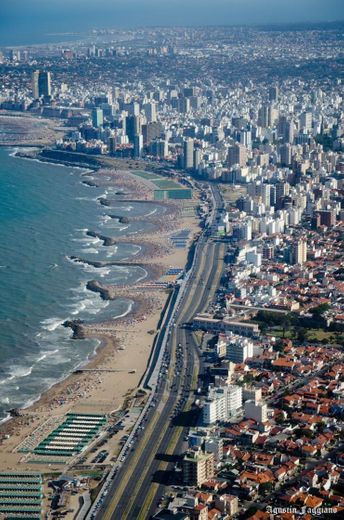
<box><xmin>143</xmin><ymin>102</ymin><xmax>157</xmax><ymax>123</ymax></box>
<box><xmin>183</xmin><ymin>138</ymin><xmax>194</xmax><ymax>169</ymax></box>
<box><xmin>129</xmin><ymin>101</ymin><xmax>140</xmax><ymax>116</ymax></box>
<box><xmin>258</xmin><ymin>103</ymin><xmax>278</xmax><ymax>128</ymax></box>
<box><xmin>244</xmin><ymin>400</ymin><xmax>268</xmax><ymax>423</ymax></box>
<box><xmin>278</xmin><ymin>116</ymin><xmax>294</xmax><ymax>143</ymax></box>
<box><xmin>293</xmin><ymin>239</ymin><xmax>307</xmax><ymax>265</ymax></box>
<box><xmin>239</xmin><ymin>130</ymin><xmax>252</xmax><ymax>149</ymax></box>
<box><xmin>226</xmin><ymin>338</ymin><xmax>253</xmax><ymax>364</ymax></box>
<box><xmin>10</xmin><ymin>49</ymin><xmax>21</xmax><ymax>62</ymax></box>
<box><xmin>32</xmin><ymin>70</ymin><xmax>51</xmax><ymax>99</ymax></box>
<box><xmin>92</xmin><ymin>108</ymin><xmax>104</xmax><ymax>128</ymax></box>
<box><xmin>317</xmin><ymin>210</ymin><xmax>336</xmax><ymax>228</ymax></box>
<box><xmin>142</xmin><ymin>121</ymin><xmax>163</xmax><ymax>145</ymax></box>
<box><xmin>204</xmin><ymin>437</ymin><xmax>224</xmax><ymax>463</ymax></box>
<box><xmin>203</xmin><ymin>385</ymin><xmax>242</xmax><ymax>425</ymax></box>
<box><xmin>133</xmin><ymin>134</ymin><xmax>143</xmax><ymax>158</ymax></box>
<box><xmin>193</xmin><ymin>148</ymin><xmax>202</xmax><ymax>171</ymax></box>
<box><xmin>258</xmin><ymin>104</ymin><xmax>271</xmax><ymax>127</ymax></box>
<box><xmin>126</xmin><ymin>115</ymin><xmax>141</xmax><ymax>142</ymax></box>
<box><xmin>32</xmin><ymin>71</ymin><xmax>40</xmax><ymax>99</ymax></box>
<box><xmin>261</xmin><ymin>184</ymin><xmax>271</xmax><ymax>208</ymax></box>
<box><xmin>269</xmin><ymin>86</ymin><xmax>279</xmax><ymax>102</ymax></box>
<box><xmin>227</xmin><ymin>144</ymin><xmax>247</xmax><ymax>168</ymax></box>
<box><xmin>183</xmin><ymin>451</ymin><xmax>215</xmax><ymax>486</ymax></box>
<box><xmin>270</xmin><ymin>185</ymin><xmax>277</xmax><ymax>207</ymax></box>
<box><xmin>280</xmin><ymin>144</ymin><xmax>292</xmax><ymax>166</ymax></box>
<box><xmin>300</xmin><ymin>112</ymin><xmax>313</xmax><ymax>133</ymax></box>
<box><xmin>179</xmin><ymin>97</ymin><xmax>191</xmax><ymax>114</ymax></box>
<box><xmin>276</xmin><ymin>181</ymin><xmax>290</xmax><ymax>203</ymax></box>
<box><xmin>109</xmin><ymin>137</ymin><xmax>117</xmax><ymax>154</ymax></box>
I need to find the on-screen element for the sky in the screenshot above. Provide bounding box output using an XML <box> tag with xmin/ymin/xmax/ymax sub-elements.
<box><xmin>0</xmin><ymin>0</ymin><xmax>343</xmax><ymax>46</ymax></box>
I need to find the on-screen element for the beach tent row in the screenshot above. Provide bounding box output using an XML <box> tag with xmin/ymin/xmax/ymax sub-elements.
<box><xmin>33</xmin><ymin>413</ymin><xmax>106</xmax><ymax>457</ymax></box>
<box><xmin>0</xmin><ymin>473</ymin><xmax>42</xmax><ymax>518</ymax></box>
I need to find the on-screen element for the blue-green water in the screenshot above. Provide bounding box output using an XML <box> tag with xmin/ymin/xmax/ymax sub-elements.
<box><xmin>0</xmin><ymin>148</ymin><xmax>163</xmax><ymax>421</ymax></box>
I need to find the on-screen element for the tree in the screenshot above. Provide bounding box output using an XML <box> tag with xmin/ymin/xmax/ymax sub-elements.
<box><xmin>243</xmin><ymin>373</ymin><xmax>254</xmax><ymax>384</ymax></box>
<box><xmin>281</xmin><ymin>314</ymin><xmax>292</xmax><ymax>338</ymax></box>
<box><xmin>310</xmin><ymin>303</ymin><xmax>330</xmax><ymax>318</ymax></box>
<box><xmin>259</xmin><ymin>482</ymin><xmax>273</xmax><ymax>495</ymax></box>
<box><xmin>317</xmin><ymin>422</ymin><xmax>326</xmax><ymax>433</ymax></box>
<box><xmin>259</xmin><ymin>322</ymin><xmax>268</xmax><ymax>335</ymax></box>
<box><xmin>297</xmin><ymin>328</ymin><xmax>307</xmax><ymax>343</ymax></box>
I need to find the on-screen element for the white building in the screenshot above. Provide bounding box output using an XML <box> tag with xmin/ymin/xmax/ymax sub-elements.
<box><xmin>204</xmin><ymin>437</ymin><xmax>224</xmax><ymax>463</ymax></box>
<box><xmin>226</xmin><ymin>337</ymin><xmax>254</xmax><ymax>364</ymax></box>
<box><xmin>203</xmin><ymin>385</ymin><xmax>242</xmax><ymax>425</ymax></box>
<box><xmin>244</xmin><ymin>400</ymin><xmax>268</xmax><ymax>423</ymax></box>
<box><xmin>242</xmin><ymin>386</ymin><xmax>262</xmax><ymax>404</ymax></box>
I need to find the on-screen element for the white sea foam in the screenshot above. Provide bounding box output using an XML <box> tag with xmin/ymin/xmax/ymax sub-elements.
<box><xmin>35</xmin><ymin>354</ymin><xmax>47</xmax><ymax>363</ymax></box>
<box><xmin>81</xmin><ymin>264</ymin><xmax>111</xmax><ymax>277</ymax></box>
<box><xmin>41</xmin><ymin>317</ymin><xmax>65</xmax><ymax>332</ymax></box>
<box><xmin>114</xmin><ymin>205</ymin><xmax>133</xmax><ymax>212</ymax></box>
<box><xmin>0</xmin><ymin>413</ymin><xmax>11</xmax><ymax>425</ymax></box>
<box><xmin>145</xmin><ymin>208</ymin><xmax>158</xmax><ymax>217</ymax></box>
<box><xmin>75</xmin><ymin>195</ymin><xmax>100</xmax><ymax>202</ymax></box>
<box><xmin>97</xmin><ymin>192</ymin><xmax>108</xmax><ymax>200</ymax></box>
<box><xmin>100</xmin><ymin>215</ymin><xmax>112</xmax><ymax>223</ymax></box>
<box><xmin>114</xmin><ymin>301</ymin><xmax>133</xmax><ymax>319</ymax></box>
<box><xmin>132</xmin><ymin>245</ymin><xmax>142</xmax><ymax>256</ymax></box>
<box><xmin>136</xmin><ymin>268</ymin><xmax>148</xmax><ymax>283</ymax></box>
<box><xmin>69</xmin><ymin>283</ymin><xmax>110</xmax><ymax>316</ymax></box>
<box><xmin>106</xmin><ymin>246</ymin><xmax>118</xmax><ymax>258</ymax></box>
<box><xmin>82</xmin><ymin>247</ymin><xmax>99</xmax><ymax>254</ymax></box>
<box><xmin>9</xmin><ymin>365</ymin><xmax>34</xmax><ymax>380</ymax></box>
<box><xmin>8</xmin><ymin>147</ymin><xmax>19</xmax><ymax>157</ymax></box>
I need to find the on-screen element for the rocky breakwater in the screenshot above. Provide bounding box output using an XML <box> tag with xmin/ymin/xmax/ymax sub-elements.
<box><xmin>98</xmin><ymin>197</ymin><xmax>111</xmax><ymax>207</ymax></box>
<box><xmin>82</xmin><ymin>179</ymin><xmax>99</xmax><ymax>188</ymax></box>
<box><xmin>86</xmin><ymin>231</ymin><xmax>116</xmax><ymax>247</ymax></box>
<box><xmin>63</xmin><ymin>319</ymin><xmax>86</xmax><ymax>339</ymax></box>
<box><xmin>86</xmin><ymin>280</ymin><xmax>113</xmax><ymax>300</ymax></box>
<box><xmin>69</xmin><ymin>255</ymin><xmax>147</xmax><ymax>269</ymax></box>
<box><xmin>108</xmin><ymin>214</ymin><xmax>130</xmax><ymax>224</ymax></box>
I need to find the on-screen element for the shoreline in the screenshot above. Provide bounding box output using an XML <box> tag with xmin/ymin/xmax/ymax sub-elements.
<box><xmin>0</xmin><ymin>140</ymin><xmax>201</xmax><ymax>473</ymax></box>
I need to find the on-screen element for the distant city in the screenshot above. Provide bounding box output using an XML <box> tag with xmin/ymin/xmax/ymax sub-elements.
<box><xmin>0</xmin><ymin>22</ymin><xmax>343</xmax><ymax>520</ymax></box>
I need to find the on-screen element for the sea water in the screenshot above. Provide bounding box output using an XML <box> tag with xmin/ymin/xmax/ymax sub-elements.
<box><xmin>0</xmin><ymin>148</ymin><xmax>162</xmax><ymax>421</ymax></box>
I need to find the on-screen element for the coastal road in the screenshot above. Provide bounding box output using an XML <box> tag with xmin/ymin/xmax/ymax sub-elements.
<box><xmin>93</xmin><ymin>185</ymin><xmax>225</xmax><ymax>520</ymax></box>
<box><xmin>135</xmin><ymin>239</ymin><xmax>225</xmax><ymax>520</ymax></box>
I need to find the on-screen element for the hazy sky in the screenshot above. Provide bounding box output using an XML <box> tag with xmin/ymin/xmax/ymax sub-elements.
<box><xmin>0</xmin><ymin>0</ymin><xmax>343</xmax><ymax>45</ymax></box>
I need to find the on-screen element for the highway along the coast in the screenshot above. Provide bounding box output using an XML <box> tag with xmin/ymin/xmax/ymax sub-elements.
<box><xmin>92</xmin><ymin>185</ymin><xmax>225</xmax><ymax>520</ymax></box>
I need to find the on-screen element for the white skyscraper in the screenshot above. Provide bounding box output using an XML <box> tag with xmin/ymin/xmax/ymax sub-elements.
<box><xmin>183</xmin><ymin>138</ymin><xmax>194</xmax><ymax>169</ymax></box>
<box><xmin>203</xmin><ymin>385</ymin><xmax>242</xmax><ymax>425</ymax></box>
<box><xmin>144</xmin><ymin>102</ymin><xmax>157</xmax><ymax>123</ymax></box>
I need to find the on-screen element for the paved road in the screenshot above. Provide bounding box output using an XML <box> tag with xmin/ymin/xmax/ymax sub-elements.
<box><xmin>93</xmin><ymin>185</ymin><xmax>224</xmax><ymax>520</ymax></box>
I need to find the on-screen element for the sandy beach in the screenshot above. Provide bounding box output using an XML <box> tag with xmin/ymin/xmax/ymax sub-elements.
<box><xmin>0</xmin><ymin>150</ymin><xmax>201</xmax><ymax>473</ymax></box>
<box><xmin>0</xmin><ymin>111</ymin><xmax>67</xmax><ymax>146</ymax></box>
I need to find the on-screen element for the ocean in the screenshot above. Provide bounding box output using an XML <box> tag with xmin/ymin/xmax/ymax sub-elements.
<box><xmin>0</xmin><ymin>148</ymin><xmax>162</xmax><ymax>422</ymax></box>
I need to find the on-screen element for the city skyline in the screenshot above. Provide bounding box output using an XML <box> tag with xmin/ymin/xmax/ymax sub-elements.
<box><xmin>0</xmin><ymin>0</ymin><xmax>343</xmax><ymax>45</ymax></box>
<box><xmin>0</xmin><ymin>4</ymin><xmax>343</xmax><ymax>519</ymax></box>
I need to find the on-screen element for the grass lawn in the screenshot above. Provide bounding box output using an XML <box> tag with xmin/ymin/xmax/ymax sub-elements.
<box><xmin>264</xmin><ymin>325</ymin><xmax>343</xmax><ymax>345</ymax></box>
<box><xmin>306</xmin><ymin>329</ymin><xmax>344</xmax><ymax>345</ymax></box>
<box><xmin>132</xmin><ymin>170</ymin><xmax>161</xmax><ymax>180</ymax></box>
<box><xmin>153</xmin><ymin>179</ymin><xmax>181</xmax><ymax>189</ymax></box>
<box><xmin>132</xmin><ymin>171</ymin><xmax>182</xmax><ymax>190</ymax></box>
